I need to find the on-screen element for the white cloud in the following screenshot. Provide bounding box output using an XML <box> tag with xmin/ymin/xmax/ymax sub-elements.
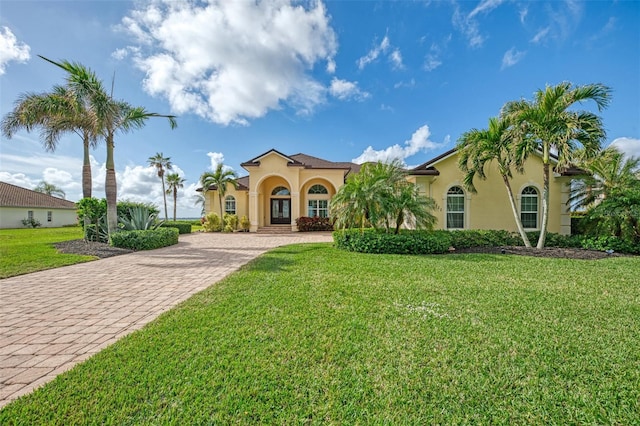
<box><xmin>326</xmin><ymin>58</ymin><xmax>336</xmax><ymax>74</ymax></box>
<box><xmin>207</xmin><ymin>152</ymin><xmax>225</xmax><ymax>171</ymax></box>
<box><xmin>424</xmin><ymin>55</ymin><xmax>442</xmax><ymax>72</ymax></box>
<box><xmin>501</xmin><ymin>47</ymin><xmax>526</xmax><ymax>70</ymax></box>
<box><xmin>352</xmin><ymin>125</ymin><xmax>445</xmax><ymax>165</ymax></box>
<box><xmin>0</xmin><ymin>172</ymin><xmax>38</xmax><ymax>190</ymax></box>
<box><xmin>519</xmin><ymin>7</ymin><xmax>528</xmax><ymax>24</ymax></box>
<box><xmin>609</xmin><ymin>137</ymin><xmax>640</xmax><ymax>160</ymax></box>
<box><xmin>452</xmin><ymin>4</ymin><xmax>484</xmax><ymax>48</ymax></box>
<box><xmin>111</xmin><ymin>46</ymin><xmax>140</xmax><ymax>60</ymax></box>
<box><xmin>468</xmin><ymin>0</ymin><xmax>505</xmax><ymax>19</ymax></box>
<box><xmin>394</xmin><ymin>78</ymin><xmax>416</xmax><ymax>89</ymax></box>
<box><xmin>0</xmin><ymin>26</ymin><xmax>30</xmax><ymax>75</ymax></box>
<box><xmin>530</xmin><ymin>27</ymin><xmax>550</xmax><ymax>44</ymax></box>
<box><xmin>389</xmin><ymin>49</ymin><xmax>404</xmax><ymax>69</ymax></box>
<box><xmin>357</xmin><ymin>34</ymin><xmax>402</xmax><ymax>71</ymax></box>
<box><xmin>119</xmin><ymin>1</ymin><xmax>337</xmax><ymax>126</ymax></box>
<box><xmin>329</xmin><ymin>78</ymin><xmax>370</xmax><ymax>101</ymax></box>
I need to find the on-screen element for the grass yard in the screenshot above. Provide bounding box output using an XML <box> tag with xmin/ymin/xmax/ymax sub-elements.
<box><xmin>1</xmin><ymin>244</ymin><xmax>638</xmax><ymax>424</ymax></box>
<box><xmin>0</xmin><ymin>227</ymin><xmax>96</xmax><ymax>279</ymax></box>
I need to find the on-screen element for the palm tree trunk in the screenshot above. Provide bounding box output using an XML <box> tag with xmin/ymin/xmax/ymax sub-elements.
<box><xmin>502</xmin><ymin>174</ymin><xmax>532</xmax><ymax>247</ymax></box>
<box><xmin>173</xmin><ymin>190</ymin><xmax>177</xmax><ymax>222</ymax></box>
<box><xmin>82</xmin><ymin>134</ymin><xmax>92</xmax><ymax>199</ymax></box>
<box><xmin>161</xmin><ymin>177</ymin><xmax>169</xmax><ymax>221</ymax></box>
<box><xmin>105</xmin><ymin>134</ymin><xmax>118</xmax><ymax>238</ymax></box>
<box><xmin>218</xmin><ymin>193</ymin><xmax>224</xmax><ymax>227</ymax></box>
<box><xmin>537</xmin><ymin>156</ymin><xmax>550</xmax><ymax>249</ymax></box>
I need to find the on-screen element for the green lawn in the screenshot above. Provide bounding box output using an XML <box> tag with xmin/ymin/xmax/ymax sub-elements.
<box><xmin>1</xmin><ymin>244</ymin><xmax>638</xmax><ymax>424</ymax></box>
<box><xmin>0</xmin><ymin>227</ymin><xmax>96</xmax><ymax>279</ymax></box>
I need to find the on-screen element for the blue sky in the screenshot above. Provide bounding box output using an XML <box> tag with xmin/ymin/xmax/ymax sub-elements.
<box><xmin>1</xmin><ymin>0</ymin><xmax>638</xmax><ymax>218</ymax></box>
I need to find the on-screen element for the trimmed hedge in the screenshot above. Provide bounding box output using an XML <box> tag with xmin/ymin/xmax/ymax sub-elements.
<box><xmin>297</xmin><ymin>216</ymin><xmax>334</xmax><ymax>232</ymax></box>
<box><xmin>333</xmin><ymin>228</ymin><xmax>638</xmax><ymax>255</ymax></box>
<box><xmin>448</xmin><ymin>230</ymin><xmax>522</xmax><ymax>249</ymax></box>
<box><xmin>160</xmin><ymin>221</ymin><xmax>192</xmax><ymax>234</ymax></box>
<box><xmin>111</xmin><ymin>228</ymin><xmax>179</xmax><ymax>251</ymax></box>
<box><xmin>333</xmin><ymin>229</ymin><xmax>451</xmax><ymax>255</ymax></box>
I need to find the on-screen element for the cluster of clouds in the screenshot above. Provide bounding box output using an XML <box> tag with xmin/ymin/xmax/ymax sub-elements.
<box><xmin>356</xmin><ymin>35</ymin><xmax>403</xmax><ymax>71</ymax></box>
<box><xmin>114</xmin><ymin>0</ymin><xmax>372</xmax><ymax>126</ymax></box>
<box><xmin>0</xmin><ymin>149</ymin><xmax>204</xmax><ymax>218</ymax></box>
<box><xmin>352</xmin><ymin>125</ymin><xmax>448</xmax><ymax>165</ymax></box>
<box><xmin>0</xmin><ymin>26</ymin><xmax>30</xmax><ymax>75</ymax></box>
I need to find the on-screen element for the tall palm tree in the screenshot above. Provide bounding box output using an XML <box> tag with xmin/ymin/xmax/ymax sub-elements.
<box><xmin>39</xmin><ymin>56</ymin><xmax>177</xmax><ymax>236</ymax></box>
<box><xmin>2</xmin><ymin>85</ymin><xmax>99</xmax><ymax>199</ymax></box>
<box><xmin>165</xmin><ymin>172</ymin><xmax>186</xmax><ymax>222</ymax></box>
<box><xmin>34</xmin><ymin>181</ymin><xmax>66</xmax><ymax>198</ymax></box>
<box><xmin>502</xmin><ymin>82</ymin><xmax>611</xmax><ymax>248</ymax></box>
<box><xmin>148</xmin><ymin>152</ymin><xmax>173</xmax><ymax>220</ymax></box>
<box><xmin>200</xmin><ymin>163</ymin><xmax>239</xmax><ymax>220</ymax></box>
<box><xmin>457</xmin><ymin>116</ymin><xmax>532</xmax><ymax>247</ymax></box>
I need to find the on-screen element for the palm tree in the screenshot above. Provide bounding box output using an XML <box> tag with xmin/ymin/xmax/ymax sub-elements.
<box><xmin>194</xmin><ymin>193</ymin><xmax>206</xmax><ymax>217</ymax></box>
<box><xmin>34</xmin><ymin>181</ymin><xmax>66</xmax><ymax>198</ymax></box>
<box><xmin>39</xmin><ymin>56</ymin><xmax>177</xmax><ymax>236</ymax></box>
<box><xmin>569</xmin><ymin>146</ymin><xmax>640</xmax><ymax>210</ymax></box>
<box><xmin>331</xmin><ymin>160</ymin><xmax>437</xmax><ymax>233</ymax></box>
<box><xmin>148</xmin><ymin>152</ymin><xmax>173</xmax><ymax>220</ymax></box>
<box><xmin>502</xmin><ymin>82</ymin><xmax>611</xmax><ymax>248</ymax></box>
<box><xmin>457</xmin><ymin>116</ymin><xmax>532</xmax><ymax>247</ymax></box>
<box><xmin>200</xmin><ymin>163</ymin><xmax>239</xmax><ymax>220</ymax></box>
<box><xmin>165</xmin><ymin>172</ymin><xmax>185</xmax><ymax>222</ymax></box>
<box><xmin>2</xmin><ymin>85</ymin><xmax>99</xmax><ymax>199</ymax></box>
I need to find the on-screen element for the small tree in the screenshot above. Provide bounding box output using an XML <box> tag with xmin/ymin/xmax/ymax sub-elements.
<box><xmin>200</xmin><ymin>164</ymin><xmax>238</xmax><ymax>220</ymax></box>
<box><xmin>34</xmin><ymin>181</ymin><xmax>66</xmax><ymax>199</ymax></box>
<box><xmin>165</xmin><ymin>173</ymin><xmax>186</xmax><ymax>222</ymax></box>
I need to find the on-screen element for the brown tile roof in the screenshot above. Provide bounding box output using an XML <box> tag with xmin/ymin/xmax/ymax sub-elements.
<box><xmin>240</xmin><ymin>149</ymin><xmax>360</xmax><ymax>173</ymax></box>
<box><xmin>0</xmin><ymin>182</ymin><xmax>77</xmax><ymax>209</ymax></box>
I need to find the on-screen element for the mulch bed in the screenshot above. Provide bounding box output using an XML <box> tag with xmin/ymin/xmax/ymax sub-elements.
<box><xmin>451</xmin><ymin>246</ymin><xmax>626</xmax><ymax>260</ymax></box>
<box><xmin>54</xmin><ymin>239</ymin><xmax>133</xmax><ymax>259</ymax></box>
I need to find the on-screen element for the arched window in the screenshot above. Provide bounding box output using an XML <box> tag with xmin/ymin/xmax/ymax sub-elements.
<box><xmin>446</xmin><ymin>186</ymin><xmax>465</xmax><ymax>229</ymax></box>
<box><xmin>521</xmin><ymin>186</ymin><xmax>538</xmax><ymax>229</ymax></box>
<box><xmin>225</xmin><ymin>195</ymin><xmax>236</xmax><ymax>215</ymax></box>
<box><xmin>271</xmin><ymin>186</ymin><xmax>290</xmax><ymax>196</ymax></box>
<box><xmin>308</xmin><ymin>184</ymin><xmax>328</xmax><ymax>194</ymax></box>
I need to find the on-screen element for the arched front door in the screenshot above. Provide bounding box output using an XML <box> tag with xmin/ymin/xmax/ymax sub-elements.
<box><xmin>270</xmin><ymin>186</ymin><xmax>291</xmax><ymax>224</ymax></box>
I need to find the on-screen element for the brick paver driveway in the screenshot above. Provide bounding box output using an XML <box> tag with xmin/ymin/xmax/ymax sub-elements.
<box><xmin>0</xmin><ymin>232</ymin><xmax>333</xmax><ymax>408</ymax></box>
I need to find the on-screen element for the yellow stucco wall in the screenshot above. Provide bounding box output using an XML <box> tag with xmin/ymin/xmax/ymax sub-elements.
<box><xmin>413</xmin><ymin>152</ymin><xmax>572</xmax><ymax>234</ymax></box>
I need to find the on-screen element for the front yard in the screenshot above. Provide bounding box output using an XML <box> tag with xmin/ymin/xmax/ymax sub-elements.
<box><xmin>1</xmin><ymin>244</ymin><xmax>638</xmax><ymax>423</ymax></box>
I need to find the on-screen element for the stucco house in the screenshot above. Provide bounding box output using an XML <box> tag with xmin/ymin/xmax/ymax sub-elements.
<box><xmin>0</xmin><ymin>182</ymin><xmax>77</xmax><ymax>229</ymax></box>
<box><xmin>201</xmin><ymin>148</ymin><xmax>575</xmax><ymax>234</ymax></box>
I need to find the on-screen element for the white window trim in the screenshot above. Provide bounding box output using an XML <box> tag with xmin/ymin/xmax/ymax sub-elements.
<box><xmin>518</xmin><ymin>184</ymin><xmax>541</xmax><ymax>230</ymax></box>
<box><xmin>444</xmin><ymin>185</ymin><xmax>467</xmax><ymax>230</ymax></box>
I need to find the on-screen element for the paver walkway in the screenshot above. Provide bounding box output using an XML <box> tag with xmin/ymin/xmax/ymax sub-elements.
<box><xmin>0</xmin><ymin>232</ymin><xmax>333</xmax><ymax>408</ymax></box>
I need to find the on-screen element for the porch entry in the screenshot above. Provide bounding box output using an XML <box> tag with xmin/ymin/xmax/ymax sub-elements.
<box><xmin>270</xmin><ymin>199</ymin><xmax>291</xmax><ymax>224</ymax></box>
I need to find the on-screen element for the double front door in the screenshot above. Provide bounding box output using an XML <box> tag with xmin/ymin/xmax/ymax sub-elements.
<box><xmin>271</xmin><ymin>199</ymin><xmax>291</xmax><ymax>224</ymax></box>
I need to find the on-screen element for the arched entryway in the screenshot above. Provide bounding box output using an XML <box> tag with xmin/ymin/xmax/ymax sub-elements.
<box><xmin>270</xmin><ymin>186</ymin><xmax>291</xmax><ymax>224</ymax></box>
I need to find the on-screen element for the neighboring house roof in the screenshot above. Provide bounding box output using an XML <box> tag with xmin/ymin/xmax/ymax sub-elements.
<box><xmin>0</xmin><ymin>182</ymin><xmax>76</xmax><ymax>209</ymax></box>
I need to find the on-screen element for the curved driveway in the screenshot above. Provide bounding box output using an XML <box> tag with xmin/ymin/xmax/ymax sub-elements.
<box><xmin>0</xmin><ymin>232</ymin><xmax>333</xmax><ymax>408</ymax></box>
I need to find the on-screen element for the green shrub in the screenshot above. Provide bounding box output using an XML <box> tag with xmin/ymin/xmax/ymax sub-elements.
<box><xmin>118</xmin><ymin>206</ymin><xmax>161</xmax><ymax>231</ymax></box>
<box><xmin>224</xmin><ymin>213</ymin><xmax>238</xmax><ymax>231</ymax></box>
<box><xmin>297</xmin><ymin>216</ymin><xmax>333</xmax><ymax>232</ymax></box>
<box><xmin>161</xmin><ymin>221</ymin><xmax>192</xmax><ymax>234</ymax></box>
<box><xmin>110</xmin><ymin>228</ymin><xmax>179</xmax><ymax>251</ymax></box>
<box><xmin>202</xmin><ymin>213</ymin><xmax>222</xmax><ymax>232</ymax></box>
<box><xmin>581</xmin><ymin>235</ymin><xmax>640</xmax><ymax>254</ymax></box>
<box><xmin>21</xmin><ymin>218</ymin><xmax>41</xmax><ymax>228</ymax></box>
<box><xmin>448</xmin><ymin>230</ymin><xmax>522</xmax><ymax>248</ymax></box>
<box><xmin>333</xmin><ymin>229</ymin><xmax>451</xmax><ymax>255</ymax></box>
<box><xmin>239</xmin><ymin>215</ymin><xmax>250</xmax><ymax>232</ymax></box>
